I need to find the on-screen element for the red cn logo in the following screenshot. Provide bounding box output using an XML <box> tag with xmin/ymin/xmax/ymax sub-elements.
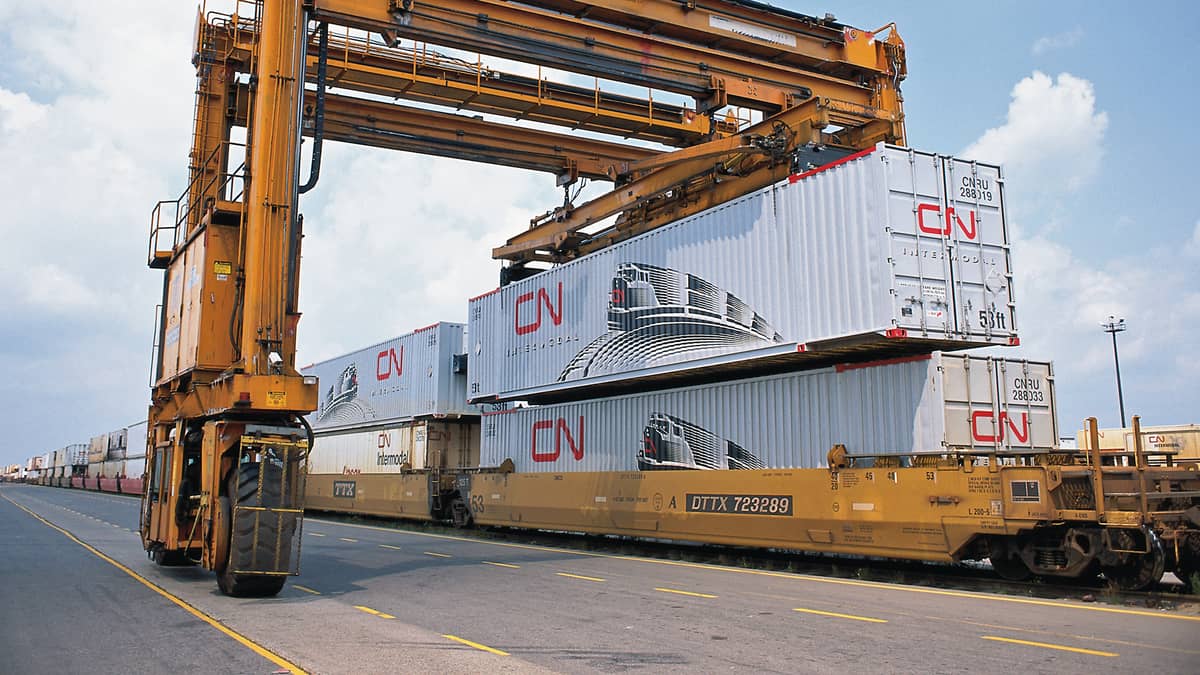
<box><xmin>531</xmin><ymin>416</ymin><xmax>584</xmax><ymax>462</ymax></box>
<box><xmin>515</xmin><ymin>282</ymin><xmax>563</xmax><ymax>335</ymax></box>
<box><xmin>917</xmin><ymin>203</ymin><xmax>978</xmax><ymax>241</ymax></box>
<box><xmin>971</xmin><ymin>410</ymin><xmax>1029</xmax><ymax>443</ymax></box>
<box><xmin>376</xmin><ymin>346</ymin><xmax>404</xmax><ymax>381</ymax></box>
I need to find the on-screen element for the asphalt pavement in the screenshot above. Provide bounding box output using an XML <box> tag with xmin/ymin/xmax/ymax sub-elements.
<box><xmin>2</xmin><ymin>483</ymin><xmax>1197</xmax><ymax>674</ymax></box>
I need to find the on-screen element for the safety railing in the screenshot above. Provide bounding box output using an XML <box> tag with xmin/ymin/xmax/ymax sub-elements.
<box><xmin>147</xmin><ymin>140</ymin><xmax>247</xmax><ymax>267</ymax></box>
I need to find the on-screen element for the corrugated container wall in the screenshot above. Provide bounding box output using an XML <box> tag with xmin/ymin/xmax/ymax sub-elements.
<box><xmin>480</xmin><ymin>353</ymin><xmax>1055</xmax><ymax>473</ymax></box>
<box><xmin>67</xmin><ymin>444</ymin><xmax>88</xmax><ymax>466</ymax></box>
<box><xmin>125</xmin><ymin>455</ymin><xmax>147</xmax><ymax>479</ymax></box>
<box><xmin>308</xmin><ymin>420</ymin><xmax>481</xmax><ymax>475</ymax></box>
<box><xmin>302</xmin><ymin>323</ymin><xmax>476</xmax><ymax>433</ymax></box>
<box><xmin>468</xmin><ymin>143</ymin><xmax>1015</xmax><ymax>403</ymax></box>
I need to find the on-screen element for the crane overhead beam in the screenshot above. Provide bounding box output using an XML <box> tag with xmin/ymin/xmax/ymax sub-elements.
<box><xmin>212</xmin><ymin>17</ymin><xmax>722</xmax><ymax>146</ymax></box>
<box><xmin>513</xmin><ymin>0</ymin><xmax>895</xmax><ymax>78</ymax></box>
<box><xmin>310</xmin><ymin>0</ymin><xmax>902</xmax><ymax>118</ymax></box>
<box><xmin>302</xmin><ymin>91</ymin><xmax>662</xmax><ymax>181</ymax></box>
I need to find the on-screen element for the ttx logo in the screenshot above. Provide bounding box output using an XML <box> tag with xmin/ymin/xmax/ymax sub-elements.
<box><xmin>515</xmin><ymin>282</ymin><xmax>563</xmax><ymax>335</ymax></box>
<box><xmin>531</xmin><ymin>416</ymin><xmax>584</xmax><ymax>462</ymax></box>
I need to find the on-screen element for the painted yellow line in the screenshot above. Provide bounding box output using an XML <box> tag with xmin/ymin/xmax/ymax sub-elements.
<box><xmin>655</xmin><ymin>587</ymin><xmax>717</xmax><ymax>599</ymax></box>
<box><xmin>379</xmin><ymin>544</ymin><xmax>403</xmax><ymax>550</ymax></box>
<box><xmin>794</xmin><ymin>607</ymin><xmax>888</xmax><ymax>624</ymax></box>
<box><xmin>293</xmin><ymin>585</ymin><xmax>321</xmax><ymax>596</ymax></box>
<box><xmin>308</xmin><ymin>532</ymin><xmax>325</xmax><ymax>537</ymax></box>
<box><xmin>0</xmin><ymin>492</ymin><xmax>306</xmax><ymax>674</ymax></box>
<box><xmin>982</xmin><ymin>636</ymin><xmax>1118</xmax><ymax>657</ymax></box>
<box><xmin>557</xmin><ymin>572</ymin><xmax>605</xmax><ymax>582</ymax></box>
<box><xmin>483</xmin><ymin>561</ymin><xmax>521</xmax><ymax>569</ymax></box>
<box><xmin>354</xmin><ymin>605</ymin><xmax>395</xmax><ymax>620</ymax></box>
<box><xmin>338</xmin><ymin>537</ymin><xmax>358</xmax><ymax>543</ymax></box>
<box><xmin>423</xmin><ymin>551</ymin><xmax>451</xmax><ymax>558</ymax></box>
<box><xmin>443</xmin><ymin>634</ymin><xmax>509</xmax><ymax>656</ymax></box>
<box><xmin>305</xmin><ymin>517</ymin><xmax>1200</xmax><ymax>623</ymax></box>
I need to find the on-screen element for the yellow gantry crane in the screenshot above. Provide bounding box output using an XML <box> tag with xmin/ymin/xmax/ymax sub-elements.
<box><xmin>141</xmin><ymin>0</ymin><xmax>907</xmax><ymax>596</ymax></box>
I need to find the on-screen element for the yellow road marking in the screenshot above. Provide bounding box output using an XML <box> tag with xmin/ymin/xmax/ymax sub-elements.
<box><xmin>308</xmin><ymin>532</ymin><xmax>325</xmax><ymax>537</ymax></box>
<box><xmin>982</xmin><ymin>636</ymin><xmax>1118</xmax><ymax>657</ymax></box>
<box><xmin>354</xmin><ymin>605</ymin><xmax>395</xmax><ymax>620</ymax></box>
<box><xmin>0</xmin><ymin>492</ymin><xmax>306</xmax><ymax>674</ymax></box>
<box><xmin>914</xmin><ymin>612</ymin><xmax>1200</xmax><ymax>656</ymax></box>
<box><xmin>655</xmin><ymin>587</ymin><xmax>717</xmax><ymax>599</ymax></box>
<box><xmin>293</xmin><ymin>585</ymin><xmax>321</xmax><ymax>596</ymax></box>
<box><xmin>443</xmin><ymin>634</ymin><xmax>509</xmax><ymax>656</ymax></box>
<box><xmin>483</xmin><ymin>561</ymin><xmax>520</xmax><ymax>569</ymax></box>
<box><xmin>379</xmin><ymin>544</ymin><xmax>403</xmax><ymax>550</ymax></box>
<box><xmin>338</xmin><ymin>537</ymin><xmax>358</xmax><ymax>543</ymax></box>
<box><xmin>794</xmin><ymin>607</ymin><xmax>888</xmax><ymax>623</ymax></box>
<box><xmin>306</xmin><ymin>517</ymin><xmax>1200</xmax><ymax>623</ymax></box>
<box><xmin>557</xmin><ymin>572</ymin><xmax>605</xmax><ymax>582</ymax></box>
<box><xmin>423</xmin><ymin>551</ymin><xmax>451</xmax><ymax>558</ymax></box>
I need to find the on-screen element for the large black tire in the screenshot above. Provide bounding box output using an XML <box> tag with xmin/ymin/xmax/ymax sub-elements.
<box><xmin>216</xmin><ymin>462</ymin><xmax>290</xmax><ymax>598</ymax></box>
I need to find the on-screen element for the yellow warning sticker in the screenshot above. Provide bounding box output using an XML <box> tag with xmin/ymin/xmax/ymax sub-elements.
<box><xmin>266</xmin><ymin>391</ymin><xmax>287</xmax><ymax>408</ymax></box>
<box><xmin>213</xmin><ymin>261</ymin><xmax>233</xmax><ymax>275</ymax></box>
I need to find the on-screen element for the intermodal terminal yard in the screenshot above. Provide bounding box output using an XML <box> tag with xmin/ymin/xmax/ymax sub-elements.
<box><xmin>4</xmin><ymin>483</ymin><xmax>1196</xmax><ymax>675</ymax></box>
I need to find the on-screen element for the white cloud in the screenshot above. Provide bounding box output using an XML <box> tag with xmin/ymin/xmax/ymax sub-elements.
<box><xmin>0</xmin><ymin>88</ymin><xmax>48</xmax><ymax>132</ymax></box>
<box><xmin>962</xmin><ymin>72</ymin><xmax>1108</xmax><ymax>197</ymax></box>
<box><xmin>1031</xmin><ymin>28</ymin><xmax>1083</xmax><ymax>55</ymax></box>
<box><xmin>966</xmin><ymin>72</ymin><xmax>1199</xmax><ymax>430</ymax></box>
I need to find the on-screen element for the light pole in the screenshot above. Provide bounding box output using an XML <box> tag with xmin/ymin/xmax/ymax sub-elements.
<box><xmin>1101</xmin><ymin>316</ymin><xmax>1127</xmax><ymax>427</ymax></box>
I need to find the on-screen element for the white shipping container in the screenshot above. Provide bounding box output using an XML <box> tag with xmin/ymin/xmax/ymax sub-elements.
<box><xmin>308</xmin><ymin>420</ymin><xmax>481</xmax><ymax>475</ymax></box>
<box><xmin>1078</xmin><ymin>424</ymin><xmax>1200</xmax><ymax>460</ymax></box>
<box><xmin>125</xmin><ymin>455</ymin><xmax>147</xmax><ymax>479</ymax></box>
<box><xmin>469</xmin><ymin>143</ymin><xmax>1015</xmax><ymax>402</ymax></box>
<box><xmin>107</xmin><ymin>428</ymin><xmax>128</xmax><ymax>460</ymax></box>
<box><xmin>302</xmin><ymin>323</ymin><xmax>476</xmax><ymax>432</ymax></box>
<box><xmin>481</xmin><ymin>353</ymin><xmax>1055</xmax><ymax>473</ymax></box>
<box><xmin>66</xmin><ymin>444</ymin><xmax>88</xmax><ymax>466</ymax></box>
<box><xmin>126</xmin><ymin>421</ymin><xmax>148</xmax><ymax>459</ymax></box>
<box><xmin>87</xmin><ymin>434</ymin><xmax>108</xmax><ymax>464</ymax></box>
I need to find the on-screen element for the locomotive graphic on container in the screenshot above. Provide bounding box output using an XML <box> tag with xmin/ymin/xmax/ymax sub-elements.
<box><xmin>639</xmin><ymin>413</ymin><xmax>765</xmax><ymax>471</ymax></box>
<box><xmin>560</xmin><ymin>262</ymin><xmax>785</xmax><ymax>381</ymax></box>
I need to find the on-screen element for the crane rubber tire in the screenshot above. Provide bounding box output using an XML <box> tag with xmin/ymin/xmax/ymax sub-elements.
<box><xmin>217</xmin><ymin>462</ymin><xmax>289</xmax><ymax>598</ymax></box>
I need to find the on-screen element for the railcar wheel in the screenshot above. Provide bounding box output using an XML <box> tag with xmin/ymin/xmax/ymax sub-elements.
<box><xmin>1101</xmin><ymin>529</ymin><xmax>1165</xmax><ymax>591</ymax></box>
<box><xmin>989</xmin><ymin>551</ymin><xmax>1032</xmax><ymax>581</ymax></box>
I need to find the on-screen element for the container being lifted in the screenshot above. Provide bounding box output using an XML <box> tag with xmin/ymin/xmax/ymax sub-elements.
<box><xmin>481</xmin><ymin>352</ymin><xmax>1055</xmax><ymax>473</ymax></box>
<box><xmin>469</xmin><ymin>143</ymin><xmax>1016</xmax><ymax>404</ymax></box>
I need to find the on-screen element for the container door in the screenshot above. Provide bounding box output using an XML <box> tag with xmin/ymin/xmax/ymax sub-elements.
<box><xmin>940</xmin><ymin>157</ymin><xmax>1016</xmax><ymax>343</ymax></box>
<box><xmin>882</xmin><ymin>146</ymin><xmax>956</xmax><ymax>337</ymax></box>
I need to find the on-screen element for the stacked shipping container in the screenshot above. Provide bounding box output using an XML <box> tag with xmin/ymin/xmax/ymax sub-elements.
<box><xmin>469</xmin><ymin>142</ymin><xmax>1054</xmax><ymax>472</ymax></box>
<box><xmin>480</xmin><ymin>353</ymin><xmax>1057</xmax><ymax>472</ymax></box>
<box><xmin>301</xmin><ymin>322</ymin><xmax>483</xmax><ymax>478</ymax></box>
<box><xmin>469</xmin><ymin>144</ymin><xmax>1016</xmax><ymax>403</ymax></box>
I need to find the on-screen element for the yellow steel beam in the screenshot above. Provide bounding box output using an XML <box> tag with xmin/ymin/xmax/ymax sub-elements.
<box><xmin>523</xmin><ymin>0</ymin><xmax>889</xmax><ymax>73</ymax></box>
<box><xmin>312</xmin><ymin>32</ymin><xmax>718</xmax><ymax>146</ymax></box>
<box><xmin>493</xmin><ymin>97</ymin><xmax>834</xmax><ymax>261</ymax></box>
<box><xmin>239</xmin><ymin>0</ymin><xmax>306</xmax><ymax>376</ymax></box>
<box><xmin>308</xmin><ymin>91</ymin><xmax>661</xmax><ymax>181</ymax></box>
<box><xmin>310</xmin><ymin>0</ymin><xmax>893</xmax><ymax>115</ymax></box>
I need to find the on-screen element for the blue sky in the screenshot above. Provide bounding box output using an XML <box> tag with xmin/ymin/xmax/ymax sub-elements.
<box><xmin>0</xmin><ymin>1</ymin><xmax>1197</xmax><ymax>468</ymax></box>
